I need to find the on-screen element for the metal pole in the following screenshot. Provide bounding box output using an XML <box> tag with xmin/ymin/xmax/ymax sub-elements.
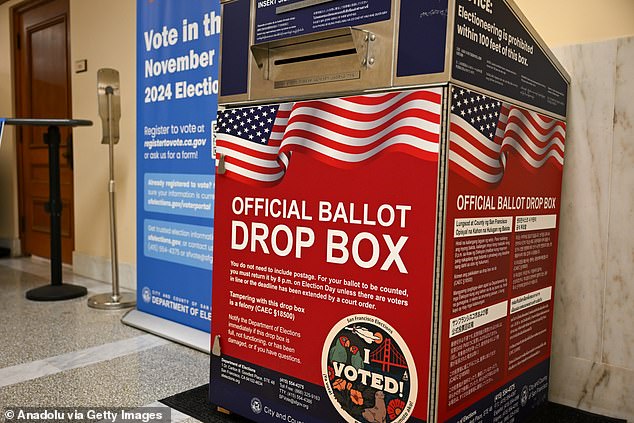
<box><xmin>107</xmin><ymin>88</ymin><xmax>121</xmax><ymax>301</ymax></box>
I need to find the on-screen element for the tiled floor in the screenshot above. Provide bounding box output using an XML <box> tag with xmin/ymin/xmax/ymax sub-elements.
<box><xmin>0</xmin><ymin>257</ymin><xmax>208</xmax><ymax>422</ymax></box>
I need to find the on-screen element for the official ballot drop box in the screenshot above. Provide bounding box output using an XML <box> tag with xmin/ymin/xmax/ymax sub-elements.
<box><xmin>210</xmin><ymin>0</ymin><xmax>569</xmax><ymax>422</ymax></box>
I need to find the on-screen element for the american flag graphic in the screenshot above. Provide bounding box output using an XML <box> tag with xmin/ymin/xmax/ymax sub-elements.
<box><xmin>448</xmin><ymin>87</ymin><xmax>566</xmax><ymax>184</ymax></box>
<box><xmin>215</xmin><ymin>89</ymin><xmax>443</xmax><ymax>185</ymax></box>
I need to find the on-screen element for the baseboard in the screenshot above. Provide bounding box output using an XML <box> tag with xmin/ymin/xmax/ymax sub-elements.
<box><xmin>72</xmin><ymin>251</ymin><xmax>136</xmax><ymax>291</ymax></box>
<box><xmin>0</xmin><ymin>237</ymin><xmax>21</xmax><ymax>257</ymax></box>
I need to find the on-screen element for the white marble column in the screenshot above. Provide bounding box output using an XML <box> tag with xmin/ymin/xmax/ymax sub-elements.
<box><xmin>549</xmin><ymin>36</ymin><xmax>634</xmax><ymax>422</ymax></box>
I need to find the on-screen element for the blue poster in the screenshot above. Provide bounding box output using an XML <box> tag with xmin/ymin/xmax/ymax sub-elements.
<box><xmin>137</xmin><ymin>0</ymin><xmax>219</xmax><ymax>331</ymax></box>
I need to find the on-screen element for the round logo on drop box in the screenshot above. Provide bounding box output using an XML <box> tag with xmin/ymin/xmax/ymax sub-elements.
<box><xmin>142</xmin><ymin>287</ymin><xmax>152</xmax><ymax>304</ymax></box>
<box><xmin>321</xmin><ymin>314</ymin><xmax>417</xmax><ymax>423</ymax></box>
<box><xmin>250</xmin><ymin>397</ymin><xmax>263</xmax><ymax>414</ymax></box>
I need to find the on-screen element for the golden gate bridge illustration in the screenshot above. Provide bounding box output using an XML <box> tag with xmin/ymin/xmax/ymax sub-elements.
<box><xmin>370</xmin><ymin>339</ymin><xmax>407</xmax><ymax>372</ymax></box>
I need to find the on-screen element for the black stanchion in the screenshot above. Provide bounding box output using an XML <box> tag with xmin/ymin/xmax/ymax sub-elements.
<box><xmin>5</xmin><ymin>119</ymin><xmax>92</xmax><ymax>301</ymax></box>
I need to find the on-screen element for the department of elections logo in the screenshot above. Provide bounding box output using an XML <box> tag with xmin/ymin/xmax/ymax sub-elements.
<box><xmin>322</xmin><ymin>314</ymin><xmax>417</xmax><ymax>423</ymax></box>
<box><xmin>142</xmin><ymin>287</ymin><xmax>152</xmax><ymax>304</ymax></box>
<box><xmin>250</xmin><ymin>397</ymin><xmax>262</xmax><ymax>414</ymax></box>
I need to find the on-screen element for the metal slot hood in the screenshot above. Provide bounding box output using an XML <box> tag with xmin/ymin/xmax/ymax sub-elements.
<box><xmin>247</xmin><ymin>23</ymin><xmax>395</xmax><ymax>102</ymax></box>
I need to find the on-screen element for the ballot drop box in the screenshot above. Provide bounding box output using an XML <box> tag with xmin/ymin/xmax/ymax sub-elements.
<box><xmin>210</xmin><ymin>0</ymin><xmax>569</xmax><ymax>422</ymax></box>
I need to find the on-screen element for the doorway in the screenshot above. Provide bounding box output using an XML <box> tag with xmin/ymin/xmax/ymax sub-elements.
<box><xmin>13</xmin><ymin>0</ymin><xmax>74</xmax><ymax>264</ymax></box>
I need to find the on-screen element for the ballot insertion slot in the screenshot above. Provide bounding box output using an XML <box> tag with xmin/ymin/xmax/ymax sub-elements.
<box><xmin>273</xmin><ymin>48</ymin><xmax>357</xmax><ymax>66</ymax></box>
<box><xmin>250</xmin><ymin>27</ymin><xmax>377</xmax><ymax>89</ymax></box>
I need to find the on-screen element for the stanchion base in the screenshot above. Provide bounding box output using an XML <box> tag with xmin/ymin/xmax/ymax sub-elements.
<box><xmin>26</xmin><ymin>284</ymin><xmax>87</xmax><ymax>301</ymax></box>
<box><xmin>88</xmin><ymin>292</ymin><xmax>136</xmax><ymax>310</ymax></box>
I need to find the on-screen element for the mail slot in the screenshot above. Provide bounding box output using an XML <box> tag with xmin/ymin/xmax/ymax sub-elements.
<box><xmin>250</xmin><ymin>26</ymin><xmax>388</xmax><ymax>92</ymax></box>
<box><xmin>212</xmin><ymin>1</ymin><xmax>571</xmax><ymax>422</ymax></box>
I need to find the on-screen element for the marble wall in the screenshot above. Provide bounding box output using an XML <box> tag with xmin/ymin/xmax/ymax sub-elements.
<box><xmin>549</xmin><ymin>36</ymin><xmax>634</xmax><ymax>422</ymax></box>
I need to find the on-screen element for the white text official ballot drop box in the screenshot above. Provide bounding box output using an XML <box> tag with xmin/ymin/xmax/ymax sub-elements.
<box><xmin>210</xmin><ymin>1</ymin><xmax>570</xmax><ymax>422</ymax></box>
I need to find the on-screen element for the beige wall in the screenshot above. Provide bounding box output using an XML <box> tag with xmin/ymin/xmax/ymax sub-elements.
<box><xmin>515</xmin><ymin>0</ymin><xmax>634</xmax><ymax>47</ymax></box>
<box><xmin>69</xmin><ymin>0</ymin><xmax>136</xmax><ymax>284</ymax></box>
<box><xmin>0</xmin><ymin>0</ymin><xmax>21</xmax><ymax>254</ymax></box>
<box><xmin>1</xmin><ymin>0</ymin><xmax>634</xmax><ymax>279</ymax></box>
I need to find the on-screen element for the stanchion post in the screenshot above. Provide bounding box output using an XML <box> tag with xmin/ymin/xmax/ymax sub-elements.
<box><xmin>46</xmin><ymin>125</ymin><xmax>63</xmax><ymax>286</ymax></box>
<box><xmin>21</xmin><ymin>122</ymin><xmax>89</xmax><ymax>301</ymax></box>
